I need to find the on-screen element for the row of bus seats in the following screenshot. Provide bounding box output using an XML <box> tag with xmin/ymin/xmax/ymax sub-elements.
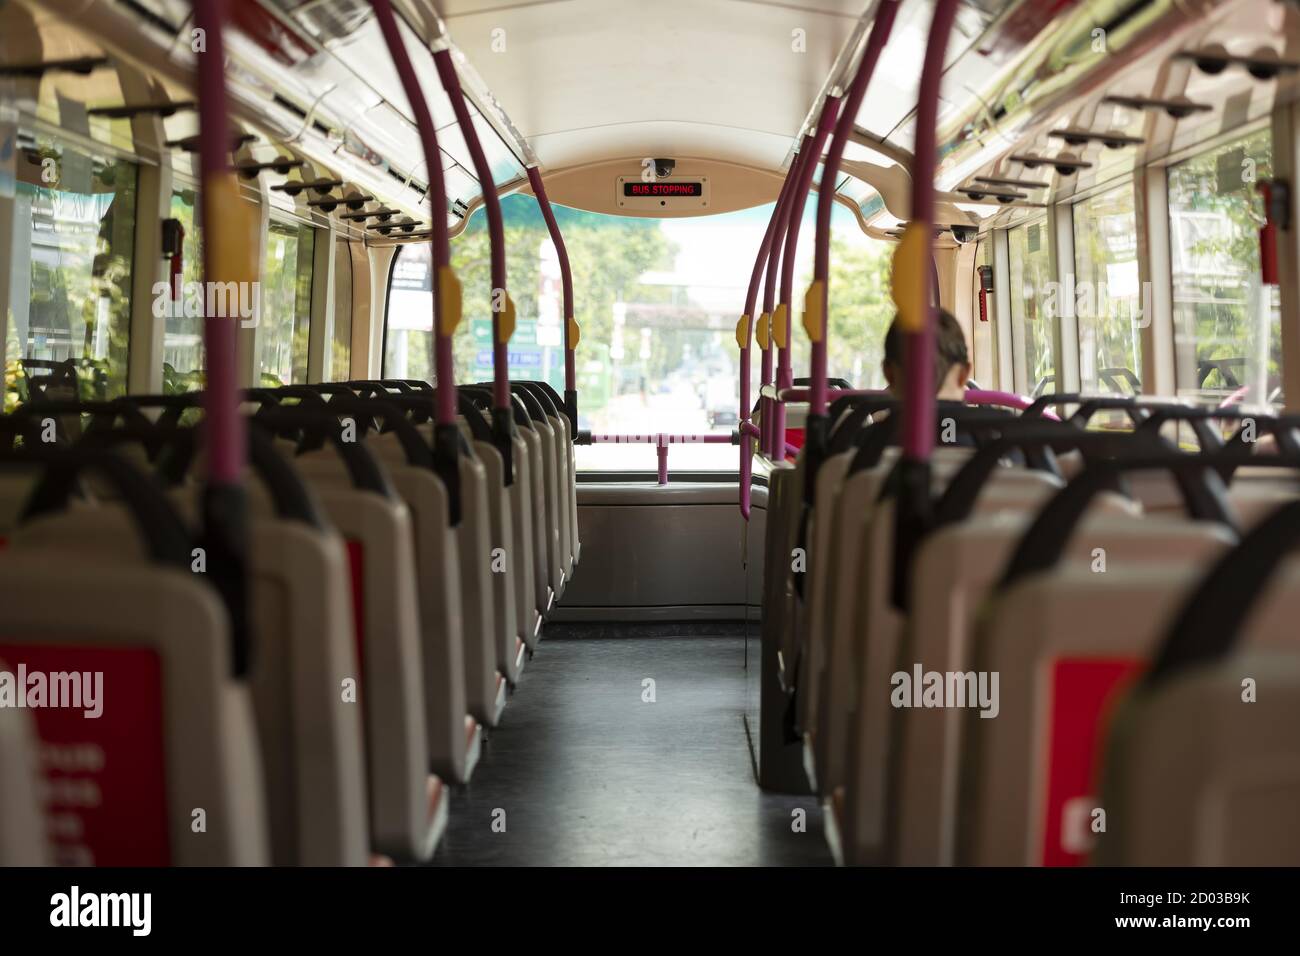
<box><xmin>765</xmin><ymin>392</ymin><xmax>1300</xmax><ymax>865</ymax></box>
<box><xmin>0</xmin><ymin>378</ymin><xmax>579</xmax><ymax>865</ymax></box>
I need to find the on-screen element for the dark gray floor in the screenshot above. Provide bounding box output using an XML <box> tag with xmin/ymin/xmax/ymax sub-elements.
<box><xmin>430</xmin><ymin>635</ymin><xmax>831</xmax><ymax>866</ymax></box>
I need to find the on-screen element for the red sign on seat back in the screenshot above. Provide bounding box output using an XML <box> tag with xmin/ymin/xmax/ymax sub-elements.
<box><xmin>0</xmin><ymin>643</ymin><xmax>168</xmax><ymax>865</ymax></box>
<box><xmin>1041</xmin><ymin>656</ymin><xmax>1143</xmax><ymax>866</ymax></box>
<box><xmin>345</xmin><ymin>539</ymin><xmax>366</xmax><ymax>687</ymax></box>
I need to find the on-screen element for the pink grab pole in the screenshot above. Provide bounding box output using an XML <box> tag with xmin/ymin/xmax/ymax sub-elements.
<box><xmin>773</xmin><ymin>93</ymin><xmax>840</xmax><ymax>458</ymax></box>
<box><xmin>761</xmin><ymin>145</ymin><xmax>808</xmax><ymax>456</ymax></box>
<box><xmin>433</xmin><ymin>49</ymin><xmax>509</xmax><ymax>412</ymax></box>
<box><xmin>900</xmin><ymin>0</ymin><xmax>960</xmax><ymax>464</ymax></box>
<box><xmin>527</xmin><ymin>166</ymin><xmax>578</xmax><ymax>429</ymax></box>
<box><xmin>193</xmin><ymin>0</ymin><xmax>242</xmax><ymax>485</ymax></box>
<box><xmin>369</xmin><ymin>0</ymin><xmax>454</xmax><ymax>426</ymax></box>
<box><xmin>810</xmin><ymin>1</ymin><xmax>901</xmax><ymax>419</ymax></box>
<box><xmin>738</xmin><ymin>170</ymin><xmax>797</xmax><ymax>518</ymax></box>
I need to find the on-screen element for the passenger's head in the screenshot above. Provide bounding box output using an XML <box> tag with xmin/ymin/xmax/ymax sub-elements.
<box><xmin>882</xmin><ymin>308</ymin><xmax>972</xmax><ymax>401</ymax></box>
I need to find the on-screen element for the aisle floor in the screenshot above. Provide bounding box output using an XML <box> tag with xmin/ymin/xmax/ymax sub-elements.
<box><xmin>430</xmin><ymin>635</ymin><xmax>830</xmax><ymax>866</ymax></box>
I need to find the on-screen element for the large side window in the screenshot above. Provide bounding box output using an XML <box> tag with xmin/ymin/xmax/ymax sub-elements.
<box><xmin>1167</xmin><ymin>129</ymin><xmax>1278</xmax><ymax>404</ymax></box>
<box><xmin>1072</xmin><ymin>182</ymin><xmax>1141</xmax><ymax>395</ymax></box>
<box><xmin>6</xmin><ymin>134</ymin><xmax>137</xmax><ymax>408</ymax></box>
<box><xmin>259</xmin><ymin>219</ymin><xmax>315</xmax><ymax>386</ymax></box>
<box><xmin>331</xmin><ymin>240</ymin><xmax>354</xmax><ymax>381</ymax></box>
<box><xmin>383</xmin><ymin>242</ymin><xmax>434</xmax><ymax>382</ymax></box>
<box><xmin>1008</xmin><ymin>220</ymin><xmax>1054</xmax><ymax>395</ymax></box>
<box><xmin>163</xmin><ymin>187</ymin><xmax>205</xmax><ymax>393</ymax></box>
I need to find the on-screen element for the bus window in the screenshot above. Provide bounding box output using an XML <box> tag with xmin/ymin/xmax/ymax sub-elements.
<box><xmin>163</xmin><ymin>187</ymin><xmax>205</xmax><ymax>393</ymax></box>
<box><xmin>330</xmin><ymin>240</ymin><xmax>354</xmax><ymax>380</ymax></box>
<box><xmin>383</xmin><ymin>242</ymin><xmax>434</xmax><ymax>382</ymax></box>
<box><xmin>6</xmin><ymin>134</ymin><xmax>136</xmax><ymax>409</ymax></box>
<box><xmin>1008</xmin><ymin>220</ymin><xmax>1054</xmax><ymax>396</ymax></box>
<box><xmin>1167</xmin><ymin>128</ymin><xmax>1279</xmax><ymax>406</ymax></box>
<box><xmin>1073</xmin><ymin>182</ymin><xmax>1140</xmax><ymax>396</ymax></box>
<box><xmin>258</xmin><ymin>219</ymin><xmax>315</xmax><ymax>387</ymax></box>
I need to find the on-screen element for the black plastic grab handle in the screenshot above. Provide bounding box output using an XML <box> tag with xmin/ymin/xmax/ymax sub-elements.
<box><xmin>997</xmin><ymin>452</ymin><xmax>1238</xmax><ymax>591</ymax></box>
<box><xmin>159</xmin><ymin>426</ymin><xmax>327</xmax><ymax>529</ymax></box>
<box><xmin>1069</xmin><ymin>396</ymin><xmax>1149</xmax><ymax>429</ymax></box>
<box><xmin>934</xmin><ymin>424</ymin><xmax>1165</xmax><ymax>527</ymax></box>
<box><xmin>312</xmin><ymin>394</ymin><xmax>436</xmax><ymax>469</ymax></box>
<box><xmin>250</xmin><ymin>406</ymin><xmax>396</xmax><ymax>499</ymax></box>
<box><xmin>10</xmin><ymin>446</ymin><xmax>195</xmax><ymax>568</ymax></box>
<box><xmin>828</xmin><ymin>396</ymin><xmax>899</xmax><ymax>454</ymax></box>
<box><xmin>1145</xmin><ymin>482</ymin><xmax>1300</xmax><ymax>686</ymax></box>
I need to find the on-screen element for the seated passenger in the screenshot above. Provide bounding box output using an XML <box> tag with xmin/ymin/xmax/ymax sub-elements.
<box><xmin>881</xmin><ymin>308</ymin><xmax>972</xmax><ymax>401</ymax></box>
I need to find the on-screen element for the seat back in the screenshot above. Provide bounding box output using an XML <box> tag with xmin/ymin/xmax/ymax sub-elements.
<box><xmin>0</xmin><ymin>547</ymin><xmax>269</xmax><ymax>865</ymax></box>
<box><xmin>368</xmin><ymin>435</ymin><xmax>478</xmax><ymax>784</ymax></box>
<box><xmin>289</xmin><ymin>450</ymin><xmax>443</xmax><ymax>861</ymax></box>
<box><xmin>893</xmin><ymin>513</ymin><xmax>1233</xmax><ymax>866</ymax></box>
<box><xmin>1095</xmin><ymin>648</ymin><xmax>1300</xmax><ymax>865</ymax></box>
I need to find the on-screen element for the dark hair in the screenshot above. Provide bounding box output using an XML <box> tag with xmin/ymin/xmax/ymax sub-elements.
<box><xmin>883</xmin><ymin>308</ymin><xmax>970</xmax><ymax>390</ymax></box>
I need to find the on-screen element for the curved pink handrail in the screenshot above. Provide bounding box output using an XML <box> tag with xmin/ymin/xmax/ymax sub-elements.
<box><xmin>900</xmin><ymin>0</ymin><xmax>960</xmax><ymax>463</ymax></box>
<box><xmin>810</xmin><ymin>1</ymin><xmax>900</xmax><ymax>418</ymax></box>
<box><xmin>433</xmin><ymin>50</ymin><xmax>509</xmax><ymax>412</ymax></box>
<box><xmin>526</xmin><ymin>167</ymin><xmax>577</xmax><ymax>418</ymax></box>
<box><xmin>774</xmin><ymin>93</ymin><xmax>840</xmax><ymax>452</ymax></box>
<box><xmin>965</xmin><ymin>389</ymin><xmax>1060</xmax><ymax>420</ymax></box>
<box><xmin>738</xmin><ymin>171</ymin><xmax>797</xmax><ymax>519</ymax></box>
<box><xmin>761</xmin><ymin>145</ymin><xmax>810</xmax><ymax>457</ymax></box>
<box><xmin>193</xmin><ymin>0</ymin><xmax>242</xmax><ymax>484</ymax></box>
<box><xmin>370</xmin><ymin>0</ymin><xmax>454</xmax><ymax>425</ymax></box>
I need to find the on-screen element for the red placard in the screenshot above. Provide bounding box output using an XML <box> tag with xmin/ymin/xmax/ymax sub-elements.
<box><xmin>0</xmin><ymin>643</ymin><xmax>169</xmax><ymax>865</ymax></box>
<box><xmin>1041</xmin><ymin>656</ymin><xmax>1143</xmax><ymax>866</ymax></box>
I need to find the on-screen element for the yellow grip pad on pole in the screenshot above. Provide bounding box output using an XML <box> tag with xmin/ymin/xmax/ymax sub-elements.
<box><xmin>204</xmin><ymin>173</ymin><xmax>258</xmax><ymax>287</ymax></box>
<box><xmin>735</xmin><ymin>314</ymin><xmax>750</xmax><ymax>350</ymax></box>
<box><xmin>438</xmin><ymin>265</ymin><xmax>462</xmax><ymax>337</ymax></box>
<box><xmin>497</xmin><ymin>293</ymin><xmax>517</xmax><ymax>344</ymax></box>
<box><xmin>802</xmin><ymin>279</ymin><xmax>825</xmax><ymax>343</ymax></box>
<box><xmin>756</xmin><ymin>312</ymin><xmax>771</xmax><ymax>349</ymax></box>
<box><xmin>772</xmin><ymin>303</ymin><xmax>789</xmax><ymax>349</ymax></box>
<box><xmin>567</xmin><ymin>316</ymin><xmax>581</xmax><ymax>349</ymax></box>
<box><xmin>891</xmin><ymin>221</ymin><xmax>930</xmax><ymax>333</ymax></box>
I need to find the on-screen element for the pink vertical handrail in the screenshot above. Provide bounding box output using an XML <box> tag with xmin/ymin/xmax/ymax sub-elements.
<box><xmin>526</xmin><ymin>166</ymin><xmax>578</xmax><ymax>429</ymax></box>
<box><xmin>738</xmin><ymin>170</ymin><xmax>796</xmax><ymax>518</ymax></box>
<box><xmin>370</xmin><ymin>0</ymin><xmax>454</xmax><ymax>426</ymax></box>
<box><xmin>773</xmin><ymin>93</ymin><xmax>840</xmax><ymax>457</ymax></box>
<box><xmin>761</xmin><ymin>144</ymin><xmax>807</xmax><ymax>456</ymax></box>
<box><xmin>433</xmin><ymin>49</ymin><xmax>508</xmax><ymax>413</ymax></box>
<box><xmin>900</xmin><ymin>0</ymin><xmax>960</xmax><ymax>463</ymax></box>
<box><xmin>193</xmin><ymin>0</ymin><xmax>242</xmax><ymax>485</ymax></box>
<box><xmin>810</xmin><ymin>1</ymin><xmax>900</xmax><ymax>419</ymax></box>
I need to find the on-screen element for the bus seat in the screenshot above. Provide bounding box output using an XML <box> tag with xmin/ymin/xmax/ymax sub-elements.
<box><xmin>1095</xmin><ymin>648</ymin><xmax>1300</xmax><ymax>865</ymax></box>
<box><xmin>0</xmin><ymin>549</ymin><xmax>270</xmax><ymax>865</ymax></box>
<box><xmin>284</xmin><ymin>450</ymin><xmax>447</xmax><ymax>862</ymax></box>
<box><xmin>366</xmin><ymin>438</ymin><xmax>481</xmax><ymax>784</ymax></box>
<box><xmin>467</xmin><ymin>433</ymin><xmax>529</xmax><ymax>683</ymax></box>
<box><xmin>454</xmin><ymin>447</ymin><xmax>507</xmax><ymax>727</ymax></box>
<box><xmin>956</xmin><ymin>560</ymin><xmax>1241</xmax><ymax>866</ymax></box>
<box><xmin>892</xmin><ymin>514</ymin><xmax>1236</xmax><ymax>866</ymax></box>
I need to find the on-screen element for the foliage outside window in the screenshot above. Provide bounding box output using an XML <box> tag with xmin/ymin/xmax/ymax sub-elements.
<box><xmin>331</xmin><ymin>240</ymin><xmax>354</xmax><ymax>380</ymax></box>
<box><xmin>162</xmin><ymin>187</ymin><xmax>205</xmax><ymax>393</ymax></box>
<box><xmin>1008</xmin><ymin>221</ymin><xmax>1055</xmax><ymax>395</ymax></box>
<box><xmin>259</xmin><ymin>219</ymin><xmax>315</xmax><ymax>387</ymax></box>
<box><xmin>5</xmin><ymin>134</ymin><xmax>136</xmax><ymax>410</ymax></box>
<box><xmin>1073</xmin><ymin>183</ymin><xmax>1142</xmax><ymax>396</ymax></box>
<box><xmin>1167</xmin><ymin>128</ymin><xmax>1279</xmax><ymax>405</ymax></box>
<box><xmin>383</xmin><ymin>196</ymin><xmax>892</xmax><ymax>471</ymax></box>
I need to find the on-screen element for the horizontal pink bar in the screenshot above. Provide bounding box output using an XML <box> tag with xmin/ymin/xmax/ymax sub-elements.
<box><xmin>965</xmin><ymin>389</ymin><xmax>1060</xmax><ymax>421</ymax></box>
<box><xmin>778</xmin><ymin>387</ymin><xmax>889</xmax><ymax>403</ymax></box>
<box><xmin>589</xmin><ymin>433</ymin><xmax>733</xmax><ymax>445</ymax></box>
